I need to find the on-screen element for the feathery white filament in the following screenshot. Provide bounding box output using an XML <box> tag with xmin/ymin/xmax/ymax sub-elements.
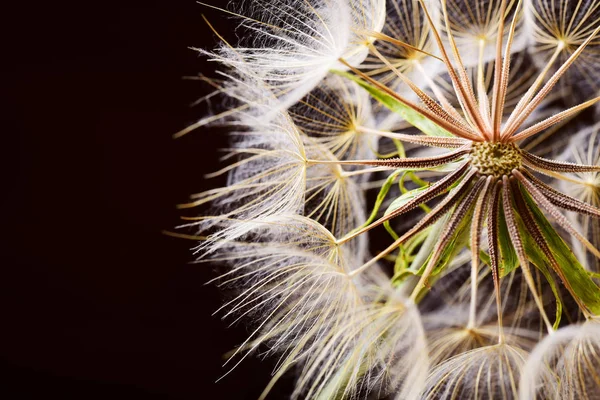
<box><xmin>520</xmin><ymin>321</ymin><xmax>600</xmax><ymax>400</ymax></box>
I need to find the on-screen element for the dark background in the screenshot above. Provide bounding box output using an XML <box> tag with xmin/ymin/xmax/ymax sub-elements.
<box><xmin>3</xmin><ymin>0</ymin><xmax>289</xmax><ymax>398</ymax></box>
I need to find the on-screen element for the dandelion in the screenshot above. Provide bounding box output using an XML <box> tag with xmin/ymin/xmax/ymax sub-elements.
<box><xmin>196</xmin><ymin>0</ymin><xmax>386</xmax><ymax>117</ymax></box>
<box><xmin>436</xmin><ymin>0</ymin><xmax>527</xmax><ymax>66</ymax></box>
<box><xmin>330</xmin><ymin>0</ymin><xmax>600</xmax><ymax>328</ymax></box>
<box><xmin>201</xmin><ymin>214</ymin><xmax>428</xmax><ymax>399</ymax></box>
<box><xmin>559</xmin><ymin>122</ymin><xmax>600</xmax><ymax>274</ymax></box>
<box><xmin>364</xmin><ymin>0</ymin><xmax>439</xmax><ymax>93</ymax></box>
<box><xmin>520</xmin><ymin>319</ymin><xmax>600</xmax><ymax>399</ymax></box>
<box><xmin>421</xmin><ymin>342</ymin><xmax>528</xmax><ymax>399</ymax></box>
<box><xmin>179</xmin><ymin>0</ymin><xmax>600</xmax><ymax>397</ymax></box>
<box><xmin>526</xmin><ymin>0</ymin><xmax>600</xmax><ymax>103</ymax></box>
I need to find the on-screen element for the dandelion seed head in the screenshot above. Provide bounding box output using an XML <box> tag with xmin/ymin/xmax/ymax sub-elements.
<box><xmin>520</xmin><ymin>320</ymin><xmax>600</xmax><ymax>400</ymax></box>
<box><xmin>437</xmin><ymin>0</ymin><xmax>527</xmax><ymax>66</ymax></box>
<box><xmin>526</xmin><ymin>0</ymin><xmax>600</xmax><ymax>101</ymax></box>
<box><xmin>420</xmin><ymin>343</ymin><xmax>528</xmax><ymax>399</ymax></box>
<box><xmin>202</xmin><ymin>0</ymin><xmax>387</xmax><ymax>114</ymax></box>
<box><xmin>185</xmin><ymin>0</ymin><xmax>600</xmax><ymax>396</ymax></box>
<box><xmin>290</xmin><ymin>75</ymin><xmax>378</xmax><ymax>161</ymax></box>
<box><xmin>561</xmin><ymin>122</ymin><xmax>600</xmax><ymax>204</ymax></box>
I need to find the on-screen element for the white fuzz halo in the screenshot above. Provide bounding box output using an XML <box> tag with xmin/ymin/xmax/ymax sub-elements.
<box><xmin>434</xmin><ymin>0</ymin><xmax>527</xmax><ymax>67</ymax></box>
<box><xmin>183</xmin><ymin>100</ymin><xmax>370</xmax><ymax>250</ymax></box>
<box><xmin>519</xmin><ymin>320</ymin><xmax>600</xmax><ymax>400</ymax></box>
<box><xmin>289</xmin><ymin>74</ymin><xmax>379</xmax><ymax>161</ymax></box>
<box><xmin>524</xmin><ymin>0</ymin><xmax>600</xmax><ymax>103</ymax></box>
<box><xmin>201</xmin><ymin>0</ymin><xmax>386</xmax><ymax>115</ymax></box>
<box><xmin>420</xmin><ymin>343</ymin><xmax>528</xmax><ymax>399</ymax></box>
<box><xmin>180</xmin><ymin>109</ymin><xmax>308</xmax><ymax>253</ymax></box>
<box><xmin>559</xmin><ymin>122</ymin><xmax>600</xmax><ymax>273</ymax></box>
<box><xmin>205</xmin><ymin>217</ymin><xmax>428</xmax><ymax>400</ymax></box>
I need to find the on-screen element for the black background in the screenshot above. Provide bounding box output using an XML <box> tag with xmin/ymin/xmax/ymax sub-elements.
<box><xmin>3</xmin><ymin>0</ymin><xmax>290</xmax><ymax>398</ymax></box>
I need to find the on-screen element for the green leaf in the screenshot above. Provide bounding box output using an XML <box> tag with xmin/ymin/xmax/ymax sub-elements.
<box><xmin>540</xmin><ymin>267</ymin><xmax>564</xmax><ymax>330</ymax></box>
<box><xmin>404</xmin><ymin>217</ymin><xmax>448</xmax><ymax>274</ymax></box>
<box><xmin>519</xmin><ymin>189</ymin><xmax>600</xmax><ymax>316</ymax></box>
<box><xmin>410</xmin><ymin>208</ymin><xmax>473</xmax><ymax>302</ymax></box>
<box><xmin>331</xmin><ymin>70</ymin><xmax>454</xmax><ymax>137</ymax></box>
<box><xmin>498</xmin><ymin>204</ymin><xmax>519</xmax><ymax>277</ymax></box>
<box><xmin>382</xmin><ymin>183</ymin><xmax>430</xmax><ymax>241</ymax></box>
<box><xmin>383</xmin><ymin>220</ymin><xmax>400</xmax><ymax>241</ymax></box>
<box><xmin>392</xmin><ymin>229</ymin><xmax>431</xmax><ymax>284</ymax></box>
<box><xmin>392</xmin><ymin>268</ymin><xmax>420</xmax><ymax>283</ymax></box>
<box><xmin>512</xmin><ymin>212</ymin><xmax>563</xmax><ymax>328</ymax></box>
<box><xmin>479</xmin><ymin>250</ymin><xmax>491</xmax><ymax>267</ymax></box>
<box><xmin>342</xmin><ymin>170</ymin><xmax>404</xmax><ymax>242</ymax></box>
<box><xmin>389</xmin><ymin>177</ymin><xmax>471</xmax><ymax>287</ymax></box>
<box><xmin>392</xmin><ymin>205</ymin><xmax>472</xmax><ymax>292</ymax></box>
<box><xmin>384</xmin><ymin>186</ymin><xmax>430</xmax><ymax>218</ymax></box>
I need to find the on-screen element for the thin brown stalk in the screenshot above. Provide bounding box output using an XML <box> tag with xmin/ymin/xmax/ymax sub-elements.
<box><xmin>322</xmin><ymin>146</ymin><xmax>470</xmax><ymax>169</ymax></box>
<box><xmin>501</xmin><ymin>176</ymin><xmax>554</xmax><ymax>333</ymax></box>
<box><xmin>510</xmin><ymin>96</ymin><xmax>600</xmax><ymax>142</ymax></box>
<box><xmin>356</xmin><ymin>127</ymin><xmax>468</xmax><ymax>148</ymax></box>
<box><xmin>439</xmin><ymin>0</ymin><xmax>489</xmax><ymax>135</ymax></box>
<box><xmin>338</xmin><ymin>59</ymin><xmax>483</xmax><ymax>141</ymax></box>
<box><xmin>467</xmin><ymin>176</ymin><xmax>493</xmax><ymax>329</ymax></box>
<box><xmin>502</xmin><ymin>25</ymin><xmax>600</xmax><ymax>138</ymax></box>
<box><xmin>513</xmin><ymin>169</ymin><xmax>600</xmax><ymax>259</ymax></box>
<box><xmin>416</xmin><ymin>0</ymin><xmax>486</xmax><ymax>137</ymax></box>
<box><xmin>511</xmin><ymin>179</ymin><xmax>592</xmax><ymax>318</ymax></box>
<box><xmin>412</xmin><ymin>60</ymin><xmax>468</xmax><ymax>124</ymax></box>
<box><xmin>486</xmin><ymin>180</ymin><xmax>505</xmax><ymax>343</ymax></box>
<box><xmin>337</xmin><ymin>162</ymin><xmax>472</xmax><ymax>245</ymax></box>
<box><xmin>369</xmin><ymin>44</ymin><xmax>474</xmax><ymax>134</ymax></box>
<box><xmin>521</xmin><ymin>151</ymin><xmax>600</xmax><ymax>173</ymax></box>
<box><xmin>521</xmin><ymin>169</ymin><xmax>600</xmax><ymax>219</ymax></box>
<box><xmin>500</xmin><ymin>45</ymin><xmax>564</xmax><ymax>140</ymax></box>
<box><xmin>348</xmin><ymin>169</ymin><xmax>478</xmax><ymax>277</ymax></box>
<box><xmin>490</xmin><ymin>0</ymin><xmax>509</xmax><ymax>141</ymax></box>
<box><xmin>492</xmin><ymin>0</ymin><xmax>523</xmax><ymax>139</ymax></box>
<box><xmin>410</xmin><ymin>176</ymin><xmax>486</xmax><ymax>301</ymax></box>
<box><xmin>476</xmin><ymin>40</ymin><xmax>492</xmax><ymax>133</ymax></box>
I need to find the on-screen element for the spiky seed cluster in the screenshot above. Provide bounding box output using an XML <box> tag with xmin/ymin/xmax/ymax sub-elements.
<box><xmin>181</xmin><ymin>0</ymin><xmax>600</xmax><ymax>398</ymax></box>
<box><xmin>469</xmin><ymin>142</ymin><xmax>522</xmax><ymax>177</ymax></box>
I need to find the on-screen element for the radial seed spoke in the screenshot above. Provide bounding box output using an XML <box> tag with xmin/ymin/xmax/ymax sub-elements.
<box><xmin>521</xmin><ymin>151</ymin><xmax>600</xmax><ymax>173</ymax></box>
<box><xmin>501</xmin><ymin>177</ymin><xmax>554</xmax><ymax>333</ymax></box>
<box><xmin>324</xmin><ymin>146</ymin><xmax>470</xmax><ymax>169</ymax></box>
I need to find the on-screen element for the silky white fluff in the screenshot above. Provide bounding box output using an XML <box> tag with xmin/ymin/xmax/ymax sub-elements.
<box><xmin>434</xmin><ymin>0</ymin><xmax>527</xmax><ymax>67</ymax></box>
<box><xmin>559</xmin><ymin>122</ymin><xmax>600</xmax><ymax>273</ymax></box>
<box><xmin>524</xmin><ymin>0</ymin><xmax>600</xmax><ymax>103</ymax></box>
<box><xmin>200</xmin><ymin>0</ymin><xmax>386</xmax><ymax>116</ymax></box>
<box><xmin>519</xmin><ymin>320</ymin><xmax>600</xmax><ymax>400</ymax></box>
<box><xmin>290</xmin><ymin>75</ymin><xmax>379</xmax><ymax>162</ymax></box>
<box><xmin>203</xmin><ymin>215</ymin><xmax>428</xmax><ymax>400</ymax></box>
<box><xmin>420</xmin><ymin>343</ymin><xmax>528</xmax><ymax>399</ymax></box>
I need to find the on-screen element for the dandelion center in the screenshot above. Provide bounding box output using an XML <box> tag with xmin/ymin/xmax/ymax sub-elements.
<box><xmin>469</xmin><ymin>142</ymin><xmax>521</xmax><ymax>177</ymax></box>
<box><xmin>189</xmin><ymin>0</ymin><xmax>600</xmax><ymax>397</ymax></box>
